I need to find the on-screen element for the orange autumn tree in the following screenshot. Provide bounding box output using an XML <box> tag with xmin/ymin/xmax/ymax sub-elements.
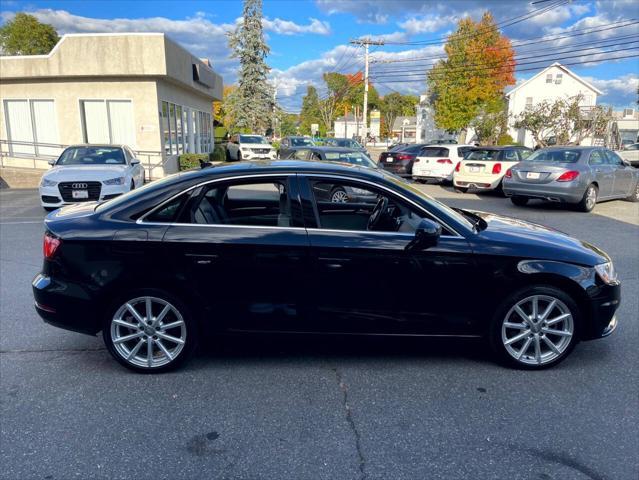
<box><xmin>427</xmin><ymin>12</ymin><xmax>515</xmax><ymax>133</ymax></box>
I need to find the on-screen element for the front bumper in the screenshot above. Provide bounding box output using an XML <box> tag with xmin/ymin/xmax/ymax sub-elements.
<box><xmin>503</xmin><ymin>179</ymin><xmax>585</xmax><ymax>203</ymax></box>
<box><xmin>32</xmin><ymin>273</ymin><xmax>101</xmax><ymax>335</ymax></box>
<box><xmin>240</xmin><ymin>151</ymin><xmax>277</xmax><ymax>161</ymax></box>
<box><xmin>39</xmin><ymin>183</ymin><xmax>128</xmax><ymax>208</ymax></box>
<box><xmin>583</xmin><ymin>281</ymin><xmax>621</xmax><ymax>340</ymax></box>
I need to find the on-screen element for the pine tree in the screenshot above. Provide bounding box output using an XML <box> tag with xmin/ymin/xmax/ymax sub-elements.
<box><xmin>227</xmin><ymin>0</ymin><xmax>274</xmax><ymax>134</ymax></box>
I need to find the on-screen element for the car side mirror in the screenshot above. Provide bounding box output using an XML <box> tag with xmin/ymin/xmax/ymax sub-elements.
<box><xmin>405</xmin><ymin>219</ymin><xmax>442</xmax><ymax>251</ymax></box>
<box><xmin>131</xmin><ymin>159</ymin><xmax>140</xmax><ymax>165</ymax></box>
<box><xmin>47</xmin><ymin>159</ymin><xmax>56</xmax><ymax>166</ymax></box>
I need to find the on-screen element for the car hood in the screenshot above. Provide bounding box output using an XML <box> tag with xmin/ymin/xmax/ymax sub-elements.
<box><xmin>44</xmin><ymin>165</ymin><xmax>128</xmax><ymax>182</ymax></box>
<box><xmin>471</xmin><ymin>210</ymin><xmax>610</xmax><ymax>267</ymax></box>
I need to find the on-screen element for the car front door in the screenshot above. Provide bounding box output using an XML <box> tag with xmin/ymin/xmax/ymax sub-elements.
<box><xmin>160</xmin><ymin>174</ymin><xmax>311</xmax><ymax>333</ymax></box>
<box><xmin>298</xmin><ymin>175</ymin><xmax>477</xmax><ymax>335</ymax></box>
<box><xmin>588</xmin><ymin>149</ymin><xmax>614</xmax><ymax>198</ymax></box>
<box><xmin>604</xmin><ymin>149</ymin><xmax>635</xmax><ymax>196</ymax></box>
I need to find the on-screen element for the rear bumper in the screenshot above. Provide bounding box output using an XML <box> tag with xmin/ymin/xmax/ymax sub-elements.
<box><xmin>503</xmin><ymin>179</ymin><xmax>584</xmax><ymax>203</ymax></box>
<box><xmin>453</xmin><ymin>174</ymin><xmax>502</xmax><ymax>190</ymax></box>
<box><xmin>32</xmin><ymin>273</ymin><xmax>101</xmax><ymax>335</ymax></box>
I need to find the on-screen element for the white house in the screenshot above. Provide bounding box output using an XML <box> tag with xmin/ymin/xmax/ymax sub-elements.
<box><xmin>333</xmin><ymin>110</ymin><xmax>380</xmax><ymax>139</ymax></box>
<box><xmin>415</xmin><ymin>94</ymin><xmax>455</xmax><ymax>144</ymax></box>
<box><xmin>506</xmin><ymin>62</ymin><xmax>603</xmax><ymax>148</ymax></box>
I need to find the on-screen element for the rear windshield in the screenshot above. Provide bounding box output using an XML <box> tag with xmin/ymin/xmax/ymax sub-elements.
<box><xmin>457</xmin><ymin>147</ymin><xmax>472</xmax><ymax>157</ymax></box>
<box><xmin>465</xmin><ymin>149</ymin><xmax>499</xmax><ymax>161</ymax></box>
<box><xmin>420</xmin><ymin>147</ymin><xmax>449</xmax><ymax>157</ymax></box>
<box><xmin>290</xmin><ymin>137</ymin><xmax>315</xmax><ymax>147</ymax></box>
<box><xmin>402</xmin><ymin>144</ymin><xmax>426</xmax><ymax>154</ymax></box>
<box><xmin>56</xmin><ymin>147</ymin><xmax>125</xmax><ymax>165</ymax></box>
<box><xmin>327</xmin><ymin>139</ymin><xmax>362</xmax><ymax>149</ymax></box>
<box><xmin>526</xmin><ymin>149</ymin><xmax>582</xmax><ymax>163</ymax></box>
<box><xmin>323</xmin><ymin>151</ymin><xmax>375</xmax><ymax>168</ymax></box>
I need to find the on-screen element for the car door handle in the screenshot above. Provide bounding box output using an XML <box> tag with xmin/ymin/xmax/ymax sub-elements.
<box><xmin>319</xmin><ymin>257</ymin><xmax>351</xmax><ymax>269</ymax></box>
<box><xmin>185</xmin><ymin>253</ymin><xmax>219</xmax><ymax>265</ymax></box>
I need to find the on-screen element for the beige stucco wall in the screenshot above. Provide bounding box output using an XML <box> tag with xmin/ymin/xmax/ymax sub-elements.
<box><xmin>0</xmin><ymin>79</ymin><xmax>160</xmax><ymax>151</ymax></box>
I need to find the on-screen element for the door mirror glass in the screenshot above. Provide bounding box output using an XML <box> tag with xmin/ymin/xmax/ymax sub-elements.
<box><xmin>405</xmin><ymin>219</ymin><xmax>441</xmax><ymax>251</ymax></box>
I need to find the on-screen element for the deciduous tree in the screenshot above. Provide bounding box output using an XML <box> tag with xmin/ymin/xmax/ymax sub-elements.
<box><xmin>427</xmin><ymin>12</ymin><xmax>515</xmax><ymax>133</ymax></box>
<box><xmin>0</xmin><ymin>13</ymin><xmax>59</xmax><ymax>55</ymax></box>
<box><xmin>380</xmin><ymin>93</ymin><xmax>418</xmax><ymax>138</ymax></box>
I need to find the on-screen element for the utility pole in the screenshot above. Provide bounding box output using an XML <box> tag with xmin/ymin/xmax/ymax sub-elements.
<box><xmin>349</xmin><ymin>38</ymin><xmax>384</xmax><ymax>143</ymax></box>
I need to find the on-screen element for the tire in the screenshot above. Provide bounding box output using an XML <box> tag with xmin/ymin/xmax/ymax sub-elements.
<box><xmin>43</xmin><ymin>207</ymin><xmax>57</xmax><ymax>212</ymax></box>
<box><xmin>130</xmin><ymin>180</ymin><xmax>135</xmax><ymax>191</ymax></box>
<box><xmin>103</xmin><ymin>289</ymin><xmax>197</xmax><ymax>373</ymax></box>
<box><xmin>511</xmin><ymin>196</ymin><xmax>529</xmax><ymax>207</ymax></box>
<box><xmin>624</xmin><ymin>182</ymin><xmax>639</xmax><ymax>202</ymax></box>
<box><xmin>488</xmin><ymin>285</ymin><xmax>580</xmax><ymax>370</ymax></box>
<box><xmin>454</xmin><ymin>186</ymin><xmax>468</xmax><ymax>194</ymax></box>
<box><xmin>225</xmin><ymin>149</ymin><xmax>231</xmax><ymax>162</ymax></box>
<box><xmin>576</xmin><ymin>183</ymin><xmax>597</xmax><ymax>212</ymax></box>
<box><xmin>237</xmin><ymin>152</ymin><xmax>242</xmax><ymax>162</ymax></box>
<box><xmin>330</xmin><ymin>187</ymin><xmax>349</xmax><ymax>203</ymax></box>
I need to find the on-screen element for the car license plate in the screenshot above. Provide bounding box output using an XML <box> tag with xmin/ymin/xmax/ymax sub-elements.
<box><xmin>470</xmin><ymin>166</ymin><xmax>480</xmax><ymax>173</ymax></box>
<box><xmin>386</xmin><ymin>158</ymin><xmax>393</xmax><ymax>163</ymax></box>
<box><xmin>72</xmin><ymin>190</ymin><xmax>89</xmax><ymax>199</ymax></box>
<box><xmin>526</xmin><ymin>172</ymin><xmax>540</xmax><ymax>179</ymax></box>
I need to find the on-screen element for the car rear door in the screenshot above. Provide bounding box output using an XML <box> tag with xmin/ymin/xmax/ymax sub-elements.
<box><xmin>604</xmin><ymin>149</ymin><xmax>635</xmax><ymax>197</ymax></box>
<box><xmin>298</xmin><ymin>175</ymin><xmax>477</xmax><ymax>335</ymax></box>
<box><xmin>588</xmin><ymin>149</ymin><xmax>614</xmax><ymax>198</ymax></box>
<box><xmin>160</xmin><ymin>174</ymin><xmax>312</xmax><ymax>333</ymax></box>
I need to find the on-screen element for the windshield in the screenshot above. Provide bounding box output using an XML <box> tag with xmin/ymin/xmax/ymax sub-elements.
<box><xmin>240</xmin><ymin>135</ymin><xmax>269</xmax><ymax>144</ymax></box>
<box><xmin>328</xmin><ymin>139</ymin><xmax>362</xmax><ymax>149</ymax></box>
<box><xmin>56</xmin><ymin>147</ymin><xmax>125</xmax><ymax>166</ymax></box>
<box><xmin>525</xmin><ymin>149</ymin><xmax>582</xmax><ymax>163</ymax></box>
<box><xmin>323</xmin><ymin>151</ymin><xmax>376</xmax><ymax>168</ymax></box>
<box><xmin>382</xmin><ymin>173</ymin><xmax>475</xmax><ymax>231</ymax></box>
<box><xmin>290</xmin><ymin>137</ymin><xmax>315</xmax><ymax>147</ymax></box>
<box><xmin>465</xmin><ymin>149</ymin><xmax>499</xmax><ymax>161</ymax></box>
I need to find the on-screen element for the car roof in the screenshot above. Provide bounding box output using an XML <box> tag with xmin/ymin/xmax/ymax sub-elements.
<box><xmin>537</xmin><ymin>146</ymin><xmax>598</xmax><ymax>151</ymax></box>
<box><xmin>423</xmin><ymin>144</ymin><xmax>474</xmax><ymax>148</ymax></box>
<box><xmin>469</xmin><ymin>146</ymin><xmax>530</xmax><ymax>151</ymax></box>
<box><xmin>65</xmin><ymin>144</ymin><xmax>125</xmax><ymax>149</ymax></box>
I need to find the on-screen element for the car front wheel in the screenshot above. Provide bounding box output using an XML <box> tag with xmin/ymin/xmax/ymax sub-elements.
<box><xmin>511</xmin><ymin>196</ymin><xmax>529</xmax><ymax>206</ymax></box>
<box><xmin>625</xmin><ymin>181</ymin><xmax>639</xmax><ymax>202</ymax></box>
<box><xmin>576</xmin><ymin>184</ymin><xmax>597</xmax><ymax>212</ymax></box>
<box><xmin>103</xmin><ymin>291</ymin><xmax>196</xmax><ymax>372</ymax></box>
<box><xmin>489</xmin><ymin>286</ymin><xmax>579</xmax><ymax>369</ymax></box>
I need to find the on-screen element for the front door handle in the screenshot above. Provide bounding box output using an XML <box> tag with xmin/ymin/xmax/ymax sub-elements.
<box><xmin>319</xmin><ymin>257</ymin><xmax>351</xmax><ymax>269</ymax></box>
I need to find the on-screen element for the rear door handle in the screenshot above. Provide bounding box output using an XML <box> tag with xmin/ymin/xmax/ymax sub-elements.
<box><xmin>319</xmin><ymin>257</ymin><xmax>351</xmax><ymax>269</ymax></box>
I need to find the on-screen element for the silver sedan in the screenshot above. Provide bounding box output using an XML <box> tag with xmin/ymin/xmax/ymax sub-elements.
<box><xmin>503</xmin><ymin>146</ymin><xmax>639</xmax><ymax>212</ymax></box>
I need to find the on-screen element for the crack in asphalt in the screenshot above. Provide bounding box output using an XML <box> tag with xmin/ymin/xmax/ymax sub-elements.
<box><xmin>333</xmin><ymin>367</ymin><xmax>367</xmax><ymax>480</ymax></box>
<box><xmin>0</xmin><ymin>347</ymin><xmax>106</xmax><ymax>354</ymax></box>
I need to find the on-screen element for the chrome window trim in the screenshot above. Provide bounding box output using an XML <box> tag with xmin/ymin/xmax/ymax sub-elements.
<box><xmin>136</xmin><ymin>171</ymin><xmax>467</xmax><ymax>239</ymax></box>
<box><xmin>302</xmin><ymin>173</ymin><xmax>464</xmax><ymax>238</ymax></box>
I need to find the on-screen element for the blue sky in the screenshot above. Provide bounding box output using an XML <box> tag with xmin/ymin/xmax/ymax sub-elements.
<box><xmin>1</xmin><ymin>0</ymin><xmax>638</xmax><ymax>111</ymax></box>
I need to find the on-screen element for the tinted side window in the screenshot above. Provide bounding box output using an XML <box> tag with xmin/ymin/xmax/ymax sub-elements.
<box><xmin>290</xmin><ymin>149</ymin><xmax>309</xmax><ymax>160</ymax></box>
<box><xmin>146</xmin><ymin>194</ymin><xmax>188</xmax><ymax>223</ymax></box>
<box><xmin>603</xmin><ymin>150</ymin><xmax>624</xmax><ymax>165</ymax></box>
<box><xmin>518</xmin><ymin>149</ymin><xmax>532</xmax><ymax>160</ymax></box>
<box><xmin>589</xmin><ymin>150</ymin><xmax>605</xmax><ymax>165</ymax></box>
<box><xmin>457</xmin><ymin>147</ymin><xmax>472</xmax><ymax>157</ymax></box>
<box><xmin>185</xmin><ymin>180</ymin><xmax>291</xmax><ymax>227</ymax></box>
<box><xmin>503</xmin><ymin>150</ymin><xmax>519</xmax><ymax>161</ymax></box>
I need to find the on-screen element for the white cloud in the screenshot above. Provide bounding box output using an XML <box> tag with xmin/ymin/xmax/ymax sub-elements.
<box><xmin>583</xmin><ymin>74</ymin><xmax>639</xmax><ymax>107</ymax></box>
<box><xmin>358</xmin><ymin>31</ymin><xmax>409</xmax><ymax>43</ymax></box>
<box><xmin>263</xmin><ymin>17</ymin><xmax>331</xmax><ymax>35</ymax></box>
<box><xmin>398</xmin><ymin>15</ymin><xmax>456</xmax><ymax>35</ymax></box>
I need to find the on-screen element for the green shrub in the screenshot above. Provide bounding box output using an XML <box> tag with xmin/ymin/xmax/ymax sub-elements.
<box><xmin>178</xmin><ymin>153</ymin><xmax>208</xmax><ymax>171</ymax></box>
<box><xmin>496</xmin><ymin>134</ymin><xmax>516</xmax><ymax>146</ymax></box>
<box><xmin>211</xmin><ymin>144</ymin><xmax>226</xmax><ymax>162</ymax></box>
<box><xmin>271</xmin><ymin>140</ymin><xmax>280</xmax><ymax>151</ymax></box>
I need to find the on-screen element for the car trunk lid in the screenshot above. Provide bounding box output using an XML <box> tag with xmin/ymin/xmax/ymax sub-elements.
<box><xmin>513</xmin><ymin>162</ymin><xmax>574</xmax><ymax>184</ymax></box>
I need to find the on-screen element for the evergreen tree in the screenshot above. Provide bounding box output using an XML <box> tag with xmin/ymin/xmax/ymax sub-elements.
<box><xmin>0</xmin><ymin>13</ymin><xmax>59</xmax><ymax>55</ymax></box>
<box><xmin>299</xmin><ymin>86</ymin><xmax>322</xmax><ymax>135</ymax></box>
<box><xmin>227</xmin><ymin>0</ymin><xmax>274</xmax><ymax>134</ymax></box>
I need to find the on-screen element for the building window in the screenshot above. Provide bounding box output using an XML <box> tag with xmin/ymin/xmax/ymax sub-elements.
<box><xmin>159</xmin><ymin>101</ymin><xmax>213</xmax><ymax>155</ymax></box>
<box><xmin>546</xmin><ymin>74</ymin><xmax>553</xmax><ymax>84</ymax></box>
<box><xmin>160</xmin><ymin>101</ymin><xmax>171</xmax><ymax>155</ymax></box>
<box><xmin>3</xmin><ymin>99</ymin><xmax>60</xmax><ymax>157</ymax></box>
<box><xmin>80</xmin><ymin>100</ymin><xmax>135</xmax><ymax>147</ymax></box>
<box><xmin>525</xmin><ymin>97</ymin><xmax>533</xmax><ymax>109</ymax></box>
<box><xmin>555</xmin><ymin>73</ymin><xmax>563</xmax><ymax>84</ymax></box>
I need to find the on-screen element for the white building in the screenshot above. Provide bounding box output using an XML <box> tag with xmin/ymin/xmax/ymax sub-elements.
<box><xmin>415</xmin><ymin>94</ymin><xmax>455</xmax><ymax>144</ymax></box>
<box><xmin>506</xmin><ymin>62</ymin><xmax>602</xmax><ymax>148</ymax></box>
<box><xmin>333</xmin><ymin>110</ymin><xmax>380</xmax><ymax>140</ymax></box>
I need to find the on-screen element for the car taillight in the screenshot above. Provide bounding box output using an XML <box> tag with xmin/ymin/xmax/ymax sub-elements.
<box><xmin>492</xmin><ymin>163</ymin><xmax>502</xmax><ymax>174</ymax></box>
<box><xmin>505</xmin><ymin>168</ymin><xmax>512</xmax><ymax>179</ymax></box>
<box><xmin>43</xmin><ymin>233</ymin><xmax>61</xmax><ymax>259</ymax></box>
<box><xmin>396</xmin><ymin>154</ymin><xmax>412</xmax><ymax>161</ymax></box>
<box><xmin>437</xmin><ymin>158</ymin><xmax>452</xmax><ymax>164</ymax></box>
<box><xmin>556</xmin><ymin>170</ymin><xmax>579</xmax><ymax>182</ymax></box>
<box><xmin>455</xmin><ymin>162</ymin><xmax>461</xmax><ymax>172</ymax></box>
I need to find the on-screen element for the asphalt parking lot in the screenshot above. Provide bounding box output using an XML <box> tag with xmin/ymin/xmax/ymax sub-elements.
<box><xmin>1</xmin><ymin>185</ymin><xmax>637</xmax><ymax>480</ymax></box>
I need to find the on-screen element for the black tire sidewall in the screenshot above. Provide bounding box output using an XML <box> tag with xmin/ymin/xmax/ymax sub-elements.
<box><xmin>577</xmin><ymin>184</ymin><xmax>597</xmax><ymax>212</ymax></box>
<box><xmin>488</xmin><ymin>285</ymin><xmax>581</xmax><ymax>370</ymax></box>
<box><xmin>511</xmin><ymin>196</ymin><xmax>528</xmax><ymax>206</ymax></box>
<box><xmin>102</xmin><ymin>288</ymin><xmax>198</xmax><ymax>373</ymax></box>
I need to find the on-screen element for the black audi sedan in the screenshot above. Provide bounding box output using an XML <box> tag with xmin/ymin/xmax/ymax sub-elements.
<box><xmin>33</xmin><ymin>161</ymin><xmax>620</xmax><ymax>372</ymax></box>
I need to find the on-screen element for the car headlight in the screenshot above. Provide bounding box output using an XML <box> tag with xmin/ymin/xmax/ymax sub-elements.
<box><xmin>103</xmin><ymin>177</ymin><xmax>125</xmax><ymax>185</ymax></box>
<box><xmin>350</xmin><ymin>187</ymin><xmax>370</xmax><ymax>195</ymax></box>
<box><xmin>594</xmin><ymin>261</ymin><xmax>618</xmax><ymax>284</ymax></box>
<box><xmin>40</xmin><ymin>178</ymin><xmax>57</xmax><ymax>187</ymax></box>
<box><xmin>241</xmin><ymin>147</ymin><xmax>250</xmax><ymax>151</ymax></box>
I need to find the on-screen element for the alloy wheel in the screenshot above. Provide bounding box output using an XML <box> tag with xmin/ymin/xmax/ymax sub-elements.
<box><xmin>331</xmin><ymin>189</ymin><xmax>348</xmax><ymax>203</ymax></box>
<box><xmin>585</xmin><ymin>186</ymin><xmax>597</xmax><ymax>210</ymax></box>
<box><xmin>501</xmin><ymin>295</ymin><xmax>574</xmax><ymax>366</ymax></box>
<box><xmin>110</xmin><ymin>296</ymin><xmax>187</xmax><ymax>369</ymax></box>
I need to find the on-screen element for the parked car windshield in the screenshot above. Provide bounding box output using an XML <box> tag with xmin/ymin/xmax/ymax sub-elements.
<box><xmin>326</xmin><ymin>138</ymin><xmax>363</xmax><ymax>149</ymax></box>
<box><xmin>420</xmin><ymin>147</ymin><xmax>449</xmax><ymax>157</ymax></box>
<box><xmin>323</xmin><ymin>151</ymin><xmax>376</xmax><ymax>168</ymax></box>
<box><xmin>56</xmin><ymin>146</ymin><xmax>125</xmax><ymax>166</ymax></box>
<box><xmin>526</xmin><ymin>149</ymin><xmax>582</xmax><ymax>163</ymax></box>
<box><xmin>290</xmin><ymin>137</ymin><xmax>315</xmax><ymax>147</ymax></box>
<box><xmin>240</xmin><ymin>135</ymin><xmax>269</xmax><ymax>144</ymax></box>
<box><xmin>465</xmin><ymin>149</ymin><xmax>499</xmax><ymax>161</ymax></box>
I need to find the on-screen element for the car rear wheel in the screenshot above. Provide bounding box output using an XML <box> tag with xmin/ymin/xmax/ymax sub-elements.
<box><xmin>625</xmin><ymin>182</ymin><xmax>639</xmax><ymax>202</ymax></box>
<box><xmin>330</xmin><ymin>187</ymin><xmax>348</xmax><ymax>203</ymax></box>
<box><xmin>576</xmin><ymin>184</ymin><xmax>597</xmax><ymax>212</ymax></box>
<box><xmin>454</xmin><ymin>186</ymin><xmax>468</xmax><ymax>194</ymax></box>
<box><xmin>489</xmin><ymin>286</ymin><xmax>579</xmax><ymax>369</ymax></box>
<box><xmin>511</xmin><ymin>196</ymin><xmax>529</xmax><ymax>207</ymax></box>
<box><xmin>103</xmin><ymin>290</ymin><xmax>196</xmax><ymax>373</ymax></box>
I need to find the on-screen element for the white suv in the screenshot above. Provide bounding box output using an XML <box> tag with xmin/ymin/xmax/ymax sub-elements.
<box><xmin>39</xmin><ymin>145</ymin><xmax>145</xmax><ymax>211</ymax></box>
<box><xmin>226</xmin><ymin>134</ymin><xmax>277</xmax><ymax>161</ymax></box>
<box><xmin>412</xmin><ymin>144</ymin><xmax>475</xmax><ymax>183</ymax></box>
